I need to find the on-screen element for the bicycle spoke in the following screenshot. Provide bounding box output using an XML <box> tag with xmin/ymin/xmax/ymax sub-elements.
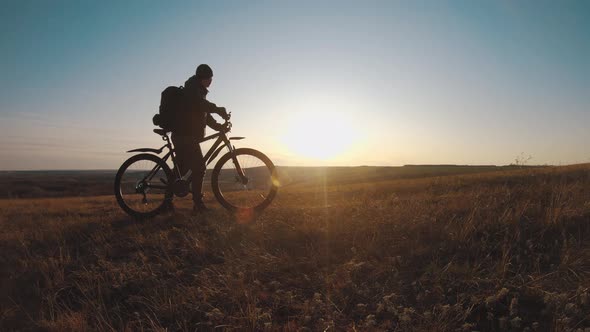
<box><xmin>216</xmin><ymin>152</ymin><xmax>273</xmax><ymax>209</ymax></box>
<box><xmin>119</xmin><ymin>158</ymin><xmax>168</xmax><ymax>214</ymax></box>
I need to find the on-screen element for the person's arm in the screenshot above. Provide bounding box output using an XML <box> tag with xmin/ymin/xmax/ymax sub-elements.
<box><xmin>198</xmin><ymin>98</ymin><xmax>224</xmax><ymax>115</ymax></box>
<box><xmin>206</xmin><ymin>113</ymin><xmax>226</xmax><ymax>131</ymax></box>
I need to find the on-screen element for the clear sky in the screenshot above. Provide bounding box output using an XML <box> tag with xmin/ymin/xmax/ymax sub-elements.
<box><xmin>1</xmin><ymin>1</ymin><xmax>589</xmax><ymax>170</ymax></box>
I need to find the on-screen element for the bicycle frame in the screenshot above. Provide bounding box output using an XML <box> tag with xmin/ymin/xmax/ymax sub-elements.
<box><xmin>127</xmin><ymin>130</ymin><xmax>247</xmax><ymax>188</ymax></box>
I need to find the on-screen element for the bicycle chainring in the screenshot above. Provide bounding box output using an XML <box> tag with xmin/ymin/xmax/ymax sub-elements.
<box><xmin>172</xmin><ymin>179</ymin><xmax>191</xmax><ymax>197</ymax></box>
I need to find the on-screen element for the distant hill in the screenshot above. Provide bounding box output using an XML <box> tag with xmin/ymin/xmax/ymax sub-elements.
<box><xmin>0</xmin><ymin>165</ymin><xmax>543</xmax><ymax>199</ymax></box>
<box><xmin>276</xmin><ymin>164</ymin><xmax>540</xmax><ymax>188</ymax></box>
<box><xmin>0</xmin><ymin>170</ymin><xmax>116</xmax><ymax>199</ymax></box>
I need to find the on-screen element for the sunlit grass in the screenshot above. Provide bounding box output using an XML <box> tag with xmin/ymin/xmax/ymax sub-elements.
<box><xmin>1</xmin><ymin>164</ymin><xmax>590</xmax><ymax>330</ymax></box>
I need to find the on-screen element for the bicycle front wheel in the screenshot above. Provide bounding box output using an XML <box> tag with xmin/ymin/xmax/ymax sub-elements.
<box><xmin>211</xmin><ymin>148</ymin><xmax>278</xmax><ymax>213</ymax></box>
<box><xmin>114</xmin><ymin>153</ymin><xmax>173</xmax><ymax>219</ymax></box>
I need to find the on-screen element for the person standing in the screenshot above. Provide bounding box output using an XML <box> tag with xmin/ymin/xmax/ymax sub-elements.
<box><xmin>171</xmin><ymin>64</ymin><xmax>229</xmax><ymax>213</ymax></box>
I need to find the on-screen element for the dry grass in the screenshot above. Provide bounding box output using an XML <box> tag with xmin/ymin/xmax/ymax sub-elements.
<box><xmin>1</xmin><ymin>164</ymin><xmax>590</xmax><ymax>331</ymax></box>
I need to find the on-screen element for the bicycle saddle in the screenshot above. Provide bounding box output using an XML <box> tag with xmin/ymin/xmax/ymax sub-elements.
<box><xmin>153</xmin><ymin>129</ymin><xmax>169</xmax><ymax>136</ymax></box>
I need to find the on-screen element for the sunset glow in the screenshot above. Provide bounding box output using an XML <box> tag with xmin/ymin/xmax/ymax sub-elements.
<box><xmin>279</xmin><ymin>106</ymin><xmax>360</xmax><ymax>160</ymax></box>
<box><xmin>1</xmin><ymin>1</ymin><xmax>589</xmax><ymax>169</ymax></box>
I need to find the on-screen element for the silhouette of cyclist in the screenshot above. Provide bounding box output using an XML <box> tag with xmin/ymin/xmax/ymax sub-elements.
<box><xmin>172</xmin><ymin>64</ymin><xmax>229</xmax><ymax>213</ymax></box>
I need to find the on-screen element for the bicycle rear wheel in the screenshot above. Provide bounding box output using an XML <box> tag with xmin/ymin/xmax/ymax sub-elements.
<box><xmin>211</xmin><ymin>148</ymin><xmax>278</xmax><ymax>213</ymax></box>
<box><xmin>114</xmin><ymin>153</ymin><xmax>173</xmax><ymax>219</ymax></box>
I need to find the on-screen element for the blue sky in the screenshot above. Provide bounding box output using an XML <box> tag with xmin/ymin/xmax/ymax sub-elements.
<box><xmin>1</xmin><ymin>1</ymin><xmax>589</xmax><ymax>170</ymax></box>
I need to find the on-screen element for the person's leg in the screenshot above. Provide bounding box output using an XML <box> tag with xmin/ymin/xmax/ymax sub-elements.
<box><xmin>168</xmin><ymin>134</ymin><xmax>193</xmax><ymax>212</ymax></box>
<box><xmin>190</xmin><ymin>142</ymin><xmax>208</xmax><ymax>210</ymax></box>
<box><xmin>171</xmin><ymin>134</ymin><xmax>191</xmax><ymax>177</ymax></box>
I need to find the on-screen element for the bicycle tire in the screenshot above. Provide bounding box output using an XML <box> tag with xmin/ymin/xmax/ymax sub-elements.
<box><xmin>114</xmin><ymin>153</ymin><xmax>173</xmax><ymax>219</ymax></box>
<box><xmin>211</xmin><ymin>148</ymin><xmax>278</xmax><ymax>213</ymax></box>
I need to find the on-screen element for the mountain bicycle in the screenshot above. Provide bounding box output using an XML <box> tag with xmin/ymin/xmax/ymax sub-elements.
<box><xmin>114</xmin><ymin>114</ymin><xmax>279</xmax><ymax>218</ymax></box>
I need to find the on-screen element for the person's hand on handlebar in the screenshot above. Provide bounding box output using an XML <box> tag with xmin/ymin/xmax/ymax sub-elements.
<box><xmin>216</xmin><ymin>107</ymin><xmax>230</xmax><ymax>120</ymax></box>
<box><xmin>221</xmin><ymin>121</ymin><xmax>232</xmax><ymax>133</ymax></box>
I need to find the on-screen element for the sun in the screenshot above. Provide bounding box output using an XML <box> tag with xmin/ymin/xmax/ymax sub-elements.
<box><xmin>279</xmin><ymin>108</ymin><xmax>359</xmax><ymax>160</ymax></box>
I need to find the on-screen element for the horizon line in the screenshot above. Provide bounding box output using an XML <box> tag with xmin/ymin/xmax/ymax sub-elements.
<box><xmin>0</xmin><ymin>163</ymin><xmax>576</xmax><ymax>172</ymax></box>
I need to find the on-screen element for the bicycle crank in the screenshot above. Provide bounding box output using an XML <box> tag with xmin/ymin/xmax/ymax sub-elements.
<box><xmin>172</xmin><ymin>179</ymin><xmax>191</xmax><ymax>197</ymax></box>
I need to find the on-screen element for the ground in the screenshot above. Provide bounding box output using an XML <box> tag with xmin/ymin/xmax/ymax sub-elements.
<box><xmin>1</xmin><ymin>164</ymin><xmax>590</xmax><ymax>331</ymax></box>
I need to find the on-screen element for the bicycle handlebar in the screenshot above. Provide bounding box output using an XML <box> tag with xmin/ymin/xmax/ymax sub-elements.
<box><xmin>221</xmin><ymin>111</ymin><xmax>232</xmax><ymax>133</ymax></box>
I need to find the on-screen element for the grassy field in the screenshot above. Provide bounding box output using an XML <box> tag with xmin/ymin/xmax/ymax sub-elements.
<box><xmin>1</xmin><ymin>164</ymin><xmax>590</xmax><ymax>331</ymax></box>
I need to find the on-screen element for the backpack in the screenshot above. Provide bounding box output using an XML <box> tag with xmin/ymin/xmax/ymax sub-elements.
<box><xmin>152</xmin><ymin>86</ymin><xmax>184</xmax><ymax>131</ymax></box>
